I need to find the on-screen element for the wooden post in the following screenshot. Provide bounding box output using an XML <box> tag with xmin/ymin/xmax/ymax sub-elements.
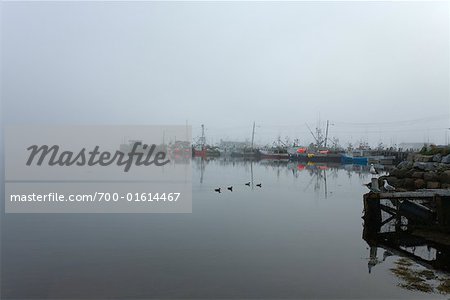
<box><xmin>363</xmin><ymin>193</ymin><xmax>381</xmax><ymax>232</ymax></box>
<box><xmin>371</xmin><ymin>177</ymin><xmax>380</xmax><ymax>192</ymax></box>
<box><xmin>436</xmin><ymin>195</ymin><xmax>450</xmax><ymax>231</ymax></box>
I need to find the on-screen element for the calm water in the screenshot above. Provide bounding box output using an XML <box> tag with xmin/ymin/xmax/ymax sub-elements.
<box><xmin>2</xmin><ymin>158</ymin><xmax>448</xmax><ymax>299</ymax></box>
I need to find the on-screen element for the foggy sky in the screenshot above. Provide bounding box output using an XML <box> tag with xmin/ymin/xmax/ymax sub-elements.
<box><xmin>2</xmin><ymin>1</ymin><xmax>449</xmax><ymax>147</ymax></box>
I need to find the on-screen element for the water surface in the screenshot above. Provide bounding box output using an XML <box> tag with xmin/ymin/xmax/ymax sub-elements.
<box><xmin>2</xmin><ymin>158</ymin><xmax>448</xmax><ymax>299</ymax></box>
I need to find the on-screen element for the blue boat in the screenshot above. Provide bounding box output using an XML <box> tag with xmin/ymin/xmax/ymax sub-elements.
<box><xmin>341</xmin><ymin>154</ymin><xmax>368</xmax><ymax>165</ymax></box>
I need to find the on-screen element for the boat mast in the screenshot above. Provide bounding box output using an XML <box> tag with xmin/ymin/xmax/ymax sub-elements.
<box><xmin>324</xmin><ymin>120</ymin><xmax>329</xmax><ymax>148</ymax></box>
<box><xmin>200</xmin><ymin>124</ymin><xmax>206</xmax><ymax>149</ymax></box>
<box><xmin>251</xmin><ymin>121</ymin><xmax>255</xmax><ymax>150</ymax></box>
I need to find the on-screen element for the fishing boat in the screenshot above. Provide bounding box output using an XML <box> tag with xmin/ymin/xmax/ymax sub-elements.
<box><xmin>341</xmin><ymin>154</ymin><xmax>368</xmax><ymax>165</ymax></box>
<box><xmin>288</xmin><ymin>145</ymin><xmax>343</xmax><ymax>163</ymax></box>
<box><xmin>259</xmin><ymin>148</ymin><xmax>289</xmax><ymax>160</ymax></box>
<box><xmin>289</xmin><ymin>150</ymin><xmax>343</xmax><ymax>163</ymax></box>
<box><xmin>193</xmin><ymin>124</ymin><xmax>207</xmax><ymax>158</ymax></box>
<box><xmin>288</xmin><ymin>120</ymin><xmax>344</xmax><ymax>163</ymax></box>
<box><xmin>230</xmin><ymin>148</ymin><xmax>260</xmax><ymax>158</ymax></box>
<box><xmin>205</xmin><ymin>146</ymin><xmax>221</xmax><ymax>157</ymax></box>
<box><xmin>193</xmin><ymin>145</ymin><xmax>221</xmax><ymax>158</ymax></box>
<box><xmin>230</xmin><ymin>122</ymin><xmax>260</xmax><ymax>159</ymax></box>
<box><xmin>193</xmin><ymin>145</ymin><xmax>207</xmax><ymax>158</ymax></box>
<box><xmin>170</xmin><ymin>140</ymin><xmax>192</xmax><ymax>158</ymax></box>
<box><xmin>192</xmin><ymin>124</ymin><xmax>221</xmax><ymax>158</ymax></box>
<box><xmin>260</xmin><ymin>139</ymin><xmax>289</xmax><ymax>160</ymax></box>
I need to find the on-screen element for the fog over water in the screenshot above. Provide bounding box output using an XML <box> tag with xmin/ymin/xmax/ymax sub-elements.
<box><xmin>2</xmin><ymin>3</ymin><xmax>450</xmax><ymax>299</ymax></box>
<box><xmin>2</xmin><ymin>1</ymin><xmax>449</xmax><ymax>146</ymax></box>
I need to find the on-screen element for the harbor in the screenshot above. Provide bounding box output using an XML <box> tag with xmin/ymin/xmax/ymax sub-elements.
<box><xmin>8</xmin><ymin>156</ymin><xmax>450</xmax><ymax>299</ymax></box>
<box><xmin>190</xmin><ymin>140</ymin><xmax>450</xmax><ymax>296</ymax></box>
<box><xmin>190</xmin><ymin>122</ymin><xmax>415</xmax><ymax>165</ymax></box>
<box><xmin>81</xmin><ymin>124</ymin><xmax>450</xmax><ymax>297</ymax></box>
<box><xmin>3</xmin><ymin>1</ymin><xmax>450</xmax><ymax>299</ymax></box>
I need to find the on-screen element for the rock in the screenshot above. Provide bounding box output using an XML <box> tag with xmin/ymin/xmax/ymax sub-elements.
<box><xmin>390</xmin><ymin>168</ymin><xmax>410</xmax><ymax>178</ymax></box>
<box><xmin>412</xmin><ymin>172</ymin><xmax>424</xmax><ymax>179</ymax></box>
<box><xmin>405</xmin><ymin>169</ymin><xmax>415</xmax><ymax>178</ymax></box>
<box><xmin>397</xmin><ymin>161</ymin><xmax>413</xmax><ymax>169</ymax></box>
<box><xmin>439</xmin><ymin>170</ymin><xmax>450</xmax><ymax>184</ymax></box>
<box><xmin>442</xmin><ymin>154</ymin><xmax>450</xmax><ymax>164</ymax></box>
<box><xmin>437</xmin><ymin>163</ymin><xmax>450</xmax><ymax>172</ymax></box>
<box><xmin>414</xmin><ymin>179</ymin><xmax>426</xmax><ymax>189</ymax></box>
<box><xmin>413</xmin><ymin>162</ymin><xmax>438</xmax><ymax>171</ymax></box>
<box><xmin>423</xmin><ymin>172</ymin><xmax>438</xmax><ymax>181</ymax></box>
<box><xmin>404</xmin><ymin>178</ymin><xmax>415</xmax><ymax>189</ymax></box>
<box><xmin>396</xmin><ymin>178</ymin><xmax>406</xmax><ymax>188</ymax></box>
<box><xmin>415</xmin><ymin>155</ymin><xmax>434</xmax><ymax>162</ymax></box>
<box><xmin>423</xmin><ymin>156</ymin><xmax>434</xmax><ymax>162</ymax></box>
<box><xmin>442</xmin><ymin>183</ymin><xmax>450</xmax><ymax>189</ymax></box>
<box><xmin>427</xmin><ymin>181</ymin><xmax>440</xmax><ymax>189</ymax></box>
<box><xmin>388</xmin><ymin>169</ymin><xmax>399</xmax><ymax>177</ymax></box>
<box><xmin>433</xmin><ymin>153</ymin><xmax>442</xmax><ymax>162</ymax></box>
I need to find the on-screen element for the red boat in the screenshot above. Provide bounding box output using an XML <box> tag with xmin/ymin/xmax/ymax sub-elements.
<box><xmin>193</xmin><ymin>145</ymin><xmax>206</xmax><ymax>158</ymax></box>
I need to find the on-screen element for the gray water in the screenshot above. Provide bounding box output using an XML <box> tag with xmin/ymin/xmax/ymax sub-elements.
<box><xmin>1</xmin><ymin>158</ymin><xmax>448</xmax><ymax>299</ymax></box>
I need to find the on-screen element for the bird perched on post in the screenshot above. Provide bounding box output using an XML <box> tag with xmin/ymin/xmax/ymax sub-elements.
<box><xmin>383</xmin><ymin>180</ymin><xmax>395</xmax><ymax>192</ymax></box>
<box><xmin>370</xmin><ymin>164</ymin><xmax>379</xmax><ymax>175</ymax></box>
<box><xmin>363</xmin><ymin>182</ymin><xmax>380</xmax><ymax>193</ymax></box>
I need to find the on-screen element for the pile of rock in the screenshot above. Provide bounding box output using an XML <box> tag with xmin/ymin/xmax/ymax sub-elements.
<box><xmin>380</xmin><ymin>153</ymin><xmax>450</xmax><ymax>190</ymax></box>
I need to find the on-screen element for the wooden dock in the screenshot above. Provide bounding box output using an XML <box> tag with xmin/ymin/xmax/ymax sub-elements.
<box><xmin>363</xmin><ymin>189</ymin><xmax>450</xmax><ymax>232</ymax></box>
<box><xmin>362</xmin><ymin>189</ymin><xmax>450</xmax><ymax>272</ymax></box>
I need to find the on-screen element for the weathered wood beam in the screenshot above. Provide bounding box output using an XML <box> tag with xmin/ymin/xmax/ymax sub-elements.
<box><xmin>381</xmin><ymin>214</ymin><xmax>397</xmax><ymax>226</ymax></box>
<box><xmin>379</xmin><ymin>189</ymin><xmax>450</xmax><ymax>199</ymax></box>
<box><xmin>380</xmin><ymin>204</ymin><xmax>397</xmax><ymax>215</ymax></box>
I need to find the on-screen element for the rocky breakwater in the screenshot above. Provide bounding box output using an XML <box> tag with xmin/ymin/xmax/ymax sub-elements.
<box><xmin>380</xmin><ymin>151</ymin><xmax>450</xmax><ymax>191</ymax></box>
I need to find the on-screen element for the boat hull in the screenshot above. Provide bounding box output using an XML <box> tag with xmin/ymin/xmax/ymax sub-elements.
<box><xmin>341</xmin><ymin>155</ymin><xmax>368</xmax><ymax>165</ymax></box>
<box><xmin>259</xmin><ymin>150</ymin><xmax>289</xmax><ymax>160</ymax></box>
<box><xmin>289</xmin><ymin>153</ymin><xmax>342</xmax><ymax>163</ymax></box>
<box><xmin>230</xmin><ymin>150</ymin><xmax>260</xmax><ymax>158</ymax></box>
<box><xmin>193</xmin><ymin>148</ymin><xmax>206</xmax><ymax>158</ymax></box>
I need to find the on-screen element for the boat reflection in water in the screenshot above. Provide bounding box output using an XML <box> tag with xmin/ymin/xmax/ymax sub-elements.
<box><xmin>4</xmin><ymin>156</ymin><xmax>450</xmax><ymax>299</ymax></box>
<box><xmin>193</xmin><ymin>157</ymin><xmax>450</xmax><ymax>295</ymax></box>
